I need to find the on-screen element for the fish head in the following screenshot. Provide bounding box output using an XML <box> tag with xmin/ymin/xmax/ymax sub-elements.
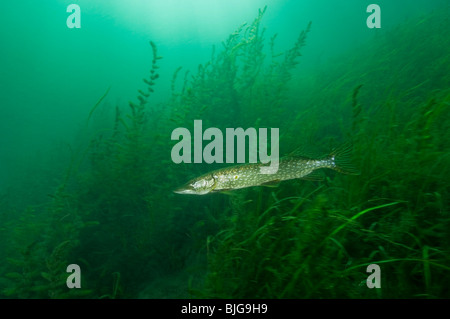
<box><xmin>173</xmin><ymin>174</ymin><xmax>216</xmax><ymax>195</ymax></box>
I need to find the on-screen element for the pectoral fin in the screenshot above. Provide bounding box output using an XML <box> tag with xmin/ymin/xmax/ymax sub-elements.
<box><xmin>260</xmin><ymin>180</ymin><xmax>281</xmax><ymax>188</ymax></box>
<box><xmin>220</xmin><ymin>190</ymin><xmax>238</xmax><ymax>196</ymax></box>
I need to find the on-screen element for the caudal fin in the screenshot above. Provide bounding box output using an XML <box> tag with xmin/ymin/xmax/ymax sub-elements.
<box><xmin>329</xmin><ymin>143</ymin><xmax>360</xmax><ymax>175</ymax></box>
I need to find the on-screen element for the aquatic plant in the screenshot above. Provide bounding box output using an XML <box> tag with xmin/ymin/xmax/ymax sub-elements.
<box><xmin>2</xmin><ymin>186</ymin><xmax>93</xmax><ymax>298</ymax></box>
<box><xmin>168</xmin><ymin>6</ymin><xmax>311</xmax><ymax>130</ymax></box>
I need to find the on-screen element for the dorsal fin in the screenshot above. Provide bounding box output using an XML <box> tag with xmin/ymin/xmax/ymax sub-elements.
<box><xmin>285</xmin><ymin>136</ymin><xmax>323</xmax><ymax>159</ymax></box>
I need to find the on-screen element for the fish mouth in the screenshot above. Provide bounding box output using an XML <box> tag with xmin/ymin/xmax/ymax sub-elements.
<box><xmin>173</xmin><ymin>188</ymin><xmax>188</xmax><ymax>194</ymax></box>
<box><xmin>173</xmin><ymin>184</ymin><xmax>211</xmax><ymax>195</ymax></box>
<box><xmin>173</xmin><ymin>184</ymin><xmax>195</xmax><ymax>194</ymax></box>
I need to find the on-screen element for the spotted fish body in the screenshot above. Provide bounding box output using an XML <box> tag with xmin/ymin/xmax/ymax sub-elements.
<box><xmin>174</xmin><ymin>144</ymin><xmax>358</xmax><ymax>195</ymax></box>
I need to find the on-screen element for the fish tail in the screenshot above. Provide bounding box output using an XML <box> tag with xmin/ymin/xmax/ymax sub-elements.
<box><xmin>328</xmin><ymin>143</ymin><xmax>360</xmax><ymax>175</ymax></box>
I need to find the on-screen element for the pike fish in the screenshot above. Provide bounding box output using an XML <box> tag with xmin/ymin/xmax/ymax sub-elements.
<box><xmin>174</xmin><ymin>143</ymin><xmax>358</xmax><ymax>195</ymax></box>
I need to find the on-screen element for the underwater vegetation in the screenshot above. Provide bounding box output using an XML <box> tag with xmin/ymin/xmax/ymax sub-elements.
<box><xmin>1</xmin><ymin>6</ymin><xmax>449</xmax><ymax>298</ymax></box>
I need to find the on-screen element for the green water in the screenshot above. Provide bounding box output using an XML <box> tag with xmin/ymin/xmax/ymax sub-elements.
<box><xmin>0</xmin><ymin>1</ymin><xmax>449</xmax><ymax>299</ymax></box>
